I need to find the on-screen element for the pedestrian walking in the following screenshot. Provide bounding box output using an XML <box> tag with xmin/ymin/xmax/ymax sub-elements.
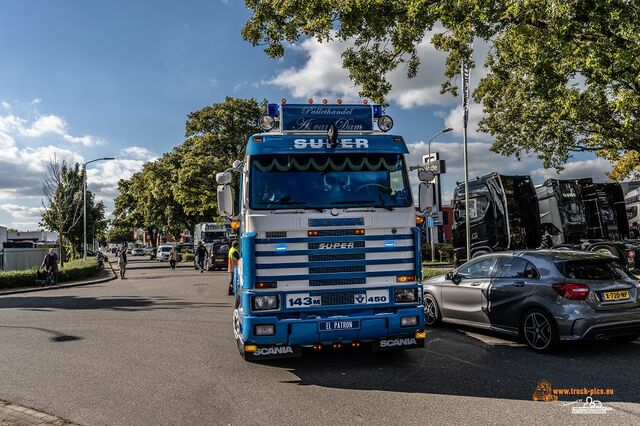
<box><xmin>118</xmin><ymin>243</ymin><xmax>128</xmax><ymax>279</ymax></box>
<box><xmin>228</xmin><ymin>240</ymin><xmax>239</xmax><ymax>295</ymax></box>
<box><xmin>40</xmin><ymin>248</ymin><xmax>59</xmax><ymax>286</ymax></box>
<box><xmin>195</xmin><ymin>240</ymin><xmax>208</xmax><ymax>273</ymax></box>
<box><xmin>169</xmin><ymin>244</ymin><xmax>178</xmax><ymax>270</ymax></box>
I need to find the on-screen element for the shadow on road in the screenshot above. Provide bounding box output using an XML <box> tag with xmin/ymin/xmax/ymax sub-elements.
<box><xmin>0</xmin><ymin>295</ymin><xmax>232</xmax><ymax>311</ymax></box>
<box><xmin>0</xmin><ymin>325</ymin><xmax>82</xmax><ymax>342</ymax></box>
<box><xmin>261</xmin><ymin>327</ymin><xmax>640</xmax><ymax>403</ymax></box>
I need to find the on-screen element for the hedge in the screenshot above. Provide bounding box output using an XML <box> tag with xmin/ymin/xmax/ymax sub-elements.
<box><xmin>422</xmin><ymin>267</ymin><xmax>454</xmax><ymax>280</ymax></box>
<box><xmin>0</xmin><ymin>258</ymin><xmax>101</xmax><ymax>290</ymax></box>
<box><xmin>181</xmin><ymin>253</ymin><xmax>195</xmax><ymax>263</ymax></box>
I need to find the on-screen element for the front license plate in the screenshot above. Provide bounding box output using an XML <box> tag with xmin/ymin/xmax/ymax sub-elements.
<box><xmin>318</xmin><ymin>320</ymin><xmax>360</xmax><ymax>332</ymax></box>
<box><xmin>602</xmin><ymin>290</ymin><xmax>630</xmax><ymax>301</ymax></box>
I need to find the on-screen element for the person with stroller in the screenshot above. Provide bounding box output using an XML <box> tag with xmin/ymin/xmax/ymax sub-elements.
<box><xmin>40</xmin><ymin>248</ymin><xmax>59</xmax><ymax>286</ymax></box>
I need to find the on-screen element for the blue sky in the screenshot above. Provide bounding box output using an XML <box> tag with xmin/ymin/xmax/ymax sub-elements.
<box><xmin>0</xmin><ymin>0</ymin><xmax>609</xmax><ymax>230</ymax></box>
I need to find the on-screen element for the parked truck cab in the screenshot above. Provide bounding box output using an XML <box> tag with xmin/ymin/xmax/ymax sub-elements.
<box><xmin>452</xmin><ymin>173</ymin><xmax>540</xmax><ymax>262</ymax></box>
<box><xmin>216</xmin><ymin>101</ymin><xmax>426</xmax><ymax>360</ymax></box>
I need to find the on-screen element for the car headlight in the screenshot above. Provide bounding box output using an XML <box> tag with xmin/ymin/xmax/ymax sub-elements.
<box><xmin>252</xmin><ymin>295</ymin><xmax>279</xmax><ymax>311</ymax></box>
<box><xmin>395</xmin><ymin>288</ymin><xmax>417</xmax><ymax>303</ymax></box>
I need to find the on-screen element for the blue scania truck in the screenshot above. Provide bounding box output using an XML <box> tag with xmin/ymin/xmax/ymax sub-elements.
<box><xmin>216</xmin><ymin>100</ymin><xmax>426</xmax><ymax>360</ymax></box>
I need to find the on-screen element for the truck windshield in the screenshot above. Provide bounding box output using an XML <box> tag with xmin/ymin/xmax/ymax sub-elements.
<box><xmin>249</xmin><ymin>153</ymin><xmax>411</xmax><ymax>210</ymax></box>
<box><xmin>454</xmin><ymin>196</ymin><xmax>489</xmax><ymax>222</ymax></box>
<box><xmin>203</xmin><ymin>232</ymin><xmax>225</xmax><ymax>242</ymax></box>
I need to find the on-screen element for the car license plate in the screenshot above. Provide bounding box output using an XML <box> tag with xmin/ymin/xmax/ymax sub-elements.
<box><xmin>318</xmin><ymin>320</ymin><xmax>360</xmax><ymax>332</ymax></box>
<box><xmin>602</xmin><ymin>290</ymin><xmax>630</xmax><ymax>301</ymax></box>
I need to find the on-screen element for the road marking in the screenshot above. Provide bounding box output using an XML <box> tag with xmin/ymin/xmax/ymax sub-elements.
<box><xmin>458</xmin><ymin>330</ymin><xmax>525</xmax><ymax>347</ymax></box>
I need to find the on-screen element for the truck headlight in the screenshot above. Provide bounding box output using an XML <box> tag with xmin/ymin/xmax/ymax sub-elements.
<box><xmin>252</xmin><ymin>295</ymin><xmax>279</xmax><ymax>311</ymax></box>
<box><xmin>254</xmin><ymin>324</ymin><xmax>275</xmax><ymax>336</ymax></box>
<box><xmin>395</xmin><ymin>288</ymin><xmax>417</xmax><ymax>303</ymax></box>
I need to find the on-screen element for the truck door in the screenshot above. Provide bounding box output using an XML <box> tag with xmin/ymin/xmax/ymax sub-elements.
<box><xmin>488</xmin><ymin>256</ymin><xmax>539</xmax><ymax>332</ymax></box>
<box><xmin>442</xmin><ymin>257</ymin><xmax>496</xmax><ymax>324</ymax></box>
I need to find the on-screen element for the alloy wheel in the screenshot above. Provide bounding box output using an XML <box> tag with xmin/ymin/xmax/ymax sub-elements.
<box><xmin>523</xmin><ymin>312</ymin><xmax>552</xmax><ymax>350</ymax></box>
<box><xmin>424</xmin><ymin>296</ymin><xmax>439</xmax><ymax>325</ymax></box>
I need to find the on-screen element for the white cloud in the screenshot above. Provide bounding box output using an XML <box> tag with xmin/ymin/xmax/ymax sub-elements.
<box><xmin>21</xmin><ymin>115</ymin><xmax>66</xmax><ymax>137</ymax></box>
<box><xmin>531</xmin><ymin>158</ymin><xmax>612</xmax><ymax>182</ymax></box>
<box><xmin>1</xmin><ymin>101</ymin><xmax>10</xmax><ymax>109</ymax></box>
<box><xmin>121</xmin><ymin>146</ymin><xmax>156</xmax><ymax>161</ymax></box>
<box><xmin>0</xmin><ymin>204</ymin><xmax>42</xmax><ymax>219</ymax></box>
<box><xmin>31</xmin><ymin>98</ymin><xmax>42</xmax><ymax>104</ymax></box>
<box><xmin>88</xmin><ymin>158</ymin><xmax>147</xmax><ymax>201</ymax></box>
<box><xmin>264</xmin><ymin>30</ymin><xmax>485</xmax><ymax>108</ymax></box>
<box><xmin>443</xmin><ymin>102</ymin><xmax>492</xmax><ymax>141</ymax></box>
<box><xmin>62</xmin><ymin>134</ymin><xmax>104</xmax><ymax>147</ymax></box>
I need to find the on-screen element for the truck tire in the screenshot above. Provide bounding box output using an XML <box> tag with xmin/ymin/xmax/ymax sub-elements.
<box><xmin>592</xmin><ymin>246</ymin><xmax>618</xmax><ymax>258</ymax></box>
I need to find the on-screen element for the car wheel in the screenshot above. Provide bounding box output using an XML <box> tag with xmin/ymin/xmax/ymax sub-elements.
<box><xmin>521</xmin><ymin>309</ymin><xmax>559</xmax><ymax>353</ymax></box>
<box><xmin>424</xmin><ymin>294</ymin><xmax>441</xmax><ymax>326</ymax></box>
<box><xmin>609</xmin><ymin>333</ymin><xmax>640</xmax><ymax>344</ymax></box>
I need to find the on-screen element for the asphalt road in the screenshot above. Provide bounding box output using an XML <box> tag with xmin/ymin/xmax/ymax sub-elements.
<box><xmin>0</xmin><ymin>257</ymin><xmax>639</xmax><ymax>425</ymax></box>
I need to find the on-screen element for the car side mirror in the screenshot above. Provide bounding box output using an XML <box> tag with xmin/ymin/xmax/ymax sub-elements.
<box><xmin>217</xmin><ymin>185</ymin><xmax>234</xmax><ymax>217</ymax></box>
<box><xmin>446</xmin><ymin>271</ymin><xmax>461</xmax><ymax>284</ymax></box>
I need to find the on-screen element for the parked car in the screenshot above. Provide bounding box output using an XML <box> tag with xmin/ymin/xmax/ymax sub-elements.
<box><xmin>156</xmin><ymin>245</ymin><xmax>173</xmax><ymax>261</ymax></box>
<box><xmin>423</xmin><ymin>250</ymin><xmax>640</xmax><ymax>352</ymax></box>
<box><xmin>131</xmin><ymin>247</ymin><xmax>145</xmax><ymax>256</ymax></box>
<box><xmin>144</xmin><ymin>246</ymin><xmax>157</xmax><ymax>260</ymax></box>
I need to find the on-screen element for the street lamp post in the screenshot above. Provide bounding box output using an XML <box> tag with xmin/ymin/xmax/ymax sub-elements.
<box><xmin>83</xmin><ymin>157</ymin><xmax>115</xmax><ymax>259</ymax></box>
<box><xmin>426</xmin><ymin>128</ymin><xmax>453</xmax><ymax>262</ymax></box>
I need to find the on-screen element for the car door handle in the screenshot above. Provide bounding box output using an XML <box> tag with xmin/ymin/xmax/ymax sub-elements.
<box><xmin>513</xmin><ymin>281</ymin><xmax>525</xmax><ymax>287</ymax></box>
<box><xmin>470</xmin><ymin>281</ymin><xmax>482</xmax><ymax>286</ymax></box>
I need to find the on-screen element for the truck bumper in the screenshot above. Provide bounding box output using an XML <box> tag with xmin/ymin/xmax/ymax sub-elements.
<box><xmin>239</xmin><ymin>306</ymin><xmax>426</xmax><ymax>360</ymax></box>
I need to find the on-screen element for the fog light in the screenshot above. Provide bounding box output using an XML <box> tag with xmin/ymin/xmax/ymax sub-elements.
<box><xmin>415</xmin><ymin>331</ymin><xmax>427</xmax><ymax>339</ymax></box>
<box><xmin>395</xmin><ymin>288</ymin><xmax>417</xmax><ymax>302</ymax></box>
<box><xmin>313</xmin><ymin>343</ymin><xmax>323</xmax><ymax>351</ymax></box>
<box><xmin>244</xmin><ymin>344</ymin><xmax>257</xmax><ymax>352</ymax></box>
<box><xmin>255</xmin><ymin>324</ymin><xmax>275</xmax><ymax>336</ymax></box>
<box><xmin>252</xmin><ymin>295</ymin><xmax>279</xmax><ymax>311</ymax></box>
<box><xmin>400</xmin><ymin>316</ymin><xmax>419</xmax><ymax>327</ymax></box>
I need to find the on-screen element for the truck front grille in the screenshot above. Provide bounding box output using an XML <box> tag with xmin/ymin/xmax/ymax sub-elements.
<box><xmin>311</xmin><ymin>291</ymin><xmax>361</xmax><ymax>305</ymax></box>
<box><xmin>309</xmin><ymin>265</ymin><xmax>366</xmax><ymax>274</ymax></box>
<box><xmin>309</xmin><ymin>278</ymin><xmax>366</xmax><ymax>287</ymax></box>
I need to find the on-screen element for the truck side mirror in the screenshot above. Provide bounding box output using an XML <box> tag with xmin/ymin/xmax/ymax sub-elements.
<box><xmin>217</xmin><ymin>185</ymin><xmax>234</xmax><ymax>217</ymax></box>
<box><xmin>418</xmin><ymin>170</ymin><xmax>434</xmax><ymax>182</ymax></box>
<box><xmin>216</xmin><ymin>171</ymin><xmax>232</xmax><ymax>185</ymax></box>
<box><xmin>418</xmin><ymin>182</ymin><xmax>433</xmax><ymax>213</ymax></box>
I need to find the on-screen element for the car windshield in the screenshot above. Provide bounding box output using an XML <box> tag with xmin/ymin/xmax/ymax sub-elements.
<box><xmin>556</xmin><ymin>259</ymin><xmax>635</xmax><ymax>280</ymax></box>
<box><xmin>203</xmin><ymin>231</ymin><xmax>225</xmax><ymax>242</ymax></box>
<box><xmin>161</xmin><ymin>247</ymin><xmax>172</xmax><ymax>252</ymax></box>
<box><xmin>249</xmin><ymin>153</ymin><xmax>411</xmax><ymax>210</ymax></box>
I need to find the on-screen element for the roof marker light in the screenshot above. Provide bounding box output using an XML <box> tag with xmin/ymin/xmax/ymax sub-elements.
<box><xmin>336</xmin><ymin>98</ymin><xmax>343</xmax><ymax>104</ymax></box>
<box><xmin>322</xmin><ymin>98</ymin><xmax>328</xmax><ymax>104</ymax></box>
<box><xmin>281</xmin><ymin>98</ymin><xmax>287</xmax><ymax>104</ymax></box>
<box><xmin>307</xmin><ymin>98</ymin><xmax>314</xmax><ymax>104</ymax></box>
<box><xmin>362</xmin><ymin>99</ymin><xmax>369</xmax><ymax>105</ymax></box>
<box><xmin>372</xmin><ymin>104</ymin><xmax>383</xmax><ymax>118</ymax></box>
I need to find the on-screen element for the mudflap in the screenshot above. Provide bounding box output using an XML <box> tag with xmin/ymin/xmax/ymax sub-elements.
<box><xmin>372</xmin><ymin>334</ymin><xmax>426</xmax><ymax>352</ymax></box>
<box><xmin>243</xmin><ymin>344</ymin><xmax>302</xmax><ymax>361</ymax></box>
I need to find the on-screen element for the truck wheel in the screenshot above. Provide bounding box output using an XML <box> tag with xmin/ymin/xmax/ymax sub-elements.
<box><xmin>593</xmin><ymin>246</ymin><xmax>618</xmax><ymax>258</ymax></box>
<box><xmin>471</xmin><ymin>250</ymin><xmax>489</xmax><ymax>259</ymax></box>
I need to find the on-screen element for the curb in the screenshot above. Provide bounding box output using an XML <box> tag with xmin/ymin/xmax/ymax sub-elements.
<box><xmin>0</xmin><ymin>261</ymin><xmax>118</xmax><ymax>296</ymax></box>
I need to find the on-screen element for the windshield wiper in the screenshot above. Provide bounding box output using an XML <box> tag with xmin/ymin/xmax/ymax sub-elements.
<box><xmin>331</xmin><ymin>200</ymin><xmax>394</xmax><ymax>211</ymax></box>
<box><xmin>270</xmin><ymin>198</ymin><xmax>324</xmax><ymax>213</ymax></box>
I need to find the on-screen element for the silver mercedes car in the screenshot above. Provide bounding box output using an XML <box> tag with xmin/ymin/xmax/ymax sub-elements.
<box><xmin>423</xmin><ymin>250</ymin><xmax>640</xmax><ymax>352</ymax></box>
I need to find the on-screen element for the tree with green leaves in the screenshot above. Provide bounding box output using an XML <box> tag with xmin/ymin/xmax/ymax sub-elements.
<box><xmin>242</xmin><ymin>0</ymin><xmax>640</xmax><ymax>179</ymax></box>
<box><xmin>41</xmin><ymin>159</ymin><xmax>107</xmax><ymax>262</ymax></box>
<box><xmin>111</xmin><ymin>97</ymin><xmax>262</xmax><ymax>244</ymax></box>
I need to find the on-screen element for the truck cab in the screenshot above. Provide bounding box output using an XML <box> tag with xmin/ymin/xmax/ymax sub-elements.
<box><xmin>216</xmin><ymin>101</ymin><xmax>425</xmax><ymax>360</ymax></box>
<box><xmin>452</xmin><ymin>173</ymin><xmax>540</xmax><ymax>262</ymax></box>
